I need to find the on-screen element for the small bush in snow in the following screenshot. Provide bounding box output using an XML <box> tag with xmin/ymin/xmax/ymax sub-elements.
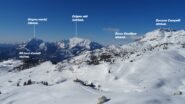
<box><xmin>23</xmin><ymin>79</ymin><xmax>33</xmax><ymax>86</ymax></box>
<box><xmin>41</xmin><ymin>81</ymin><xmax>49</xmax><ymax>86</ymax></box>
<box><xmin>173</xmin><ymin>91</ymin><xmax>183</xmax><ymax>95</ymax></box>
<box><xmin>27</xmin><ymin>79</ymin><xmax>32</xmax><ymax>85</ymax></box>
<box><xmin>17</xmin><ymin>83</ymin><xmax>20</xmax><ymax>86</ymax></box>
<box><xmin>23</xmin><ymin>82</ymin><xmax>27</xmax><ymax>86</ymax></box>
<box><xmin>182</xmin><ymin>44</ymin><xmax>185</xmax><ymax>48</ymax></box>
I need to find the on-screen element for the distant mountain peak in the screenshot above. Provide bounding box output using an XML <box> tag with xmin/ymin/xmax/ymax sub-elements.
<box><xmin>24</xmin><ymin>38</ymin><xmax>45</xmax><ymax>52</ymax></box>
<box><xmin>69</xmin><ymin>37</ymin><xmax>91</xmax><ymax>49</ymax></box>
<box><xmin>140</xmin><ymin>28</ymin><xmax>182</xmax><ymax>42</ymax></box>
<box><xmin>56</xmin><ymin>37</ymin><xmax>103</xmax><ymax>50</ymax></box>
<box><xmin>27</xmin><ymin>38</ymin><xmax>44</xmax><ymax>43</ymax></box>
<box><xmin>14</xmin><ymin>37</ymin><xmax>103</xmax><ymax>62</ymax></box>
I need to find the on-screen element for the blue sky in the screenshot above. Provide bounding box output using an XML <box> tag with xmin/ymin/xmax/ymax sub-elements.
<box><xmin>0</xmin><ymin>0</ymin><xmax>184</xmax><ymax>45</ymax></box>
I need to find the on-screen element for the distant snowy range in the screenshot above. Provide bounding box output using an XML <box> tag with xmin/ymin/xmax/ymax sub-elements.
<box><xmin>1</xmin><ymin>29</ymin><xmax>185</xmax><ymax>104</ymax></box>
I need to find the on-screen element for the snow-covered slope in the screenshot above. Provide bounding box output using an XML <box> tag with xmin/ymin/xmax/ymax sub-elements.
<box><xmin>0</xmin><ymin>29</ymin><xmax>185</xmax><ymax>104</ymax></box>
<box><xmin>0</xmin><ymin>60</ymin><xmax>22</xmax><ymax>75</ymax></box>
<box><xmin>140</xmin><ymin>29</ymin><xmax>185</xmax><ymax>45</ymax></box>
<box><xmin>1</xmin><ymin>48</ymin><xmax>185</xmax><ymax>104</ymax></box>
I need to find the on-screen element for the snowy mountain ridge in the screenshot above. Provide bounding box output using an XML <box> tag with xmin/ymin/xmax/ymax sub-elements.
<box><xmin>0</xmin><ymin>29</ymin><xmax>185</xmax><ymax>104</ymax></box>
<box><xmin>69</xmin><ymin>37</ymin><xmax>91</xmax><ymax>49</ymax></box>
<box><xmin>140</xmin><ymin>29</ymin><xmax>185</xmax><ymax>44</ymax></box>
<box><xmin>104</xmin><ymin>29</ymin><xmax>185</xmax><ymax>56</ymax></box>
<box><xmin>20</xmin><ymin>37</ymin><xmax>102</xmax><ymax>51</ymax></box>
<box><xmin>0</xmin><ymin>37</ymin><xmax>103</xmax><ymax>62</ymax></box>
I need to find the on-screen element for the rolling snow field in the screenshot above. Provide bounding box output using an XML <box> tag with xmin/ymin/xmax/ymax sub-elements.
<box><xmin>0</xmin><ymin>29</ymin><xmax>185</xmax><ymax>104</ymax></box>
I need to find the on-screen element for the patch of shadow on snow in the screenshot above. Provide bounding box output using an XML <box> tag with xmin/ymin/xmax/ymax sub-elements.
<box><xmin>7</xmin><ymin>100</ymin><xmax>15</xmax><ymax>104</ymax></box>
<box><xmin>145</xmin><ymin>99</ymin><xmax>161</xmax><ymax>104</ymax></box>
<box><xmin>170</xmin><ymin>51</ymin><xmax>185</xmax><ymax>62</ymax></box>
<box><xmin>154</xmin><ymin>79</ymin><xmax>166</xmax><ymax>88</ymax></box>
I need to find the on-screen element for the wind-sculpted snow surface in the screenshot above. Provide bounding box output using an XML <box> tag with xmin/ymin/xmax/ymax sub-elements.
<box><xmin>0</xmin><ymin>29</ymin><xmax>185</xmax><ymax>104</ymax></box>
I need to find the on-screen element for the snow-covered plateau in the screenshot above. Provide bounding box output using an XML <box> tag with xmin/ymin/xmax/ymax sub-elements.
<box><xmin>0</xmin><ymin>29</ymin><xmax>185</xmax><ymax>104</ymax></box>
